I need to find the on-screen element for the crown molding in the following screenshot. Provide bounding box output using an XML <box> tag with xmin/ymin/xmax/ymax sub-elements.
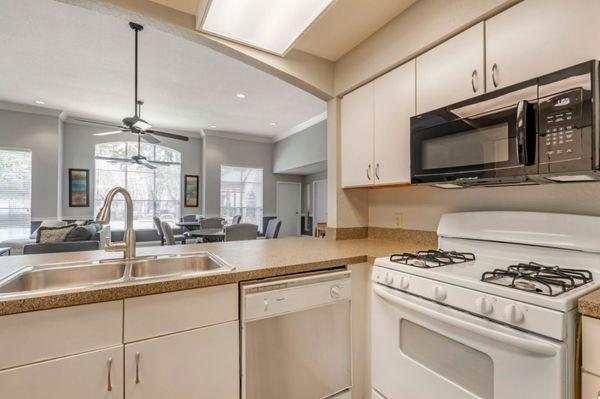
<box><xmin>273</xmin><ymin>111</ymin><xmax>327</xmax><ymax>142</ymax></box>
<box><xmin>203</xmin><ymin>129</ymin><xmax>273</xmax><ymax>143</ymax></box>
<box><xmin>0</xmin><ymin>101</ymin><xmax>63</xmax><ymax>117</ymax></box>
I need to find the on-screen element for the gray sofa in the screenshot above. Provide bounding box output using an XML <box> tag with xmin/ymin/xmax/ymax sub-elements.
<box><xmin>22</xmin><ymin>240</ymin><xmax>100</xmax><ymax>254</ymax></box>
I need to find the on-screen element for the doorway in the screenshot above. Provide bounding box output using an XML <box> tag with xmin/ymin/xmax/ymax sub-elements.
<box><xmin>312</xmin><ymin>179</ymin><xmax>327</xmax><ymax>233</ymax></box>
<box><xmin>276</xmin><ymin>181</ymin><xmax>301</xmax><ymax>237</ymax></box>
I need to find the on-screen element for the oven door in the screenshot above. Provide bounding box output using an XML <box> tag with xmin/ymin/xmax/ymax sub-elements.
<box><xmin>411</xmin><ymin>81</ymin><xmax>538</xmax><ymax>186</ymax></box>
<box><xmin>371</xmin><ymin>284</ymin><xmax>566</xmax><ymax>399</ymax></box>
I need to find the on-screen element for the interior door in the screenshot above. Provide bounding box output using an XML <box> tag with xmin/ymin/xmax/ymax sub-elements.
<box><xmin>373</xmin><ymin>60</ymin><xmax>415</xmax><ymax>185</ymax></box>
<box><xmin>276</xmin><ymin>182</ymin><xmax>301</xmax><ymax>237</ymax></box>
<box><xmin>341</xmin><ymin>82</ymin><xmax>374</xmax><ymax>187</ymax></box>
<box><xmin>416</xmin><ymin>22</ymin><xmax>484</xmax><ymax>113</ymax></box>
<box><xmin>125</xmin><ymin>321</ymin><xmax>239</xmax><ymax>399</ymax></box>
<box><xmin>371</xmin><ymin>284</ymin><xmax>565</xmax><ymax>399</ymax></box>
<box><xmin>486</xmin><ymin>0</ymin><xmax>600</xmax><ymax>91</ymax></box>
<box><xmin>0</xmin><ymin>346</ymin><xmax>123</xmax><ymax>399</ymax></box>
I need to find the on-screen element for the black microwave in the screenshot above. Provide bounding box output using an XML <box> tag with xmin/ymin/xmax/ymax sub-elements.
<box><xmin>410</xmin><ymin>61</ymin><xmax>598</xmax><ymax>187</ymax></box>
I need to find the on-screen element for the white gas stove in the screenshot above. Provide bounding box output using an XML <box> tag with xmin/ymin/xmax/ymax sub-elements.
<box><xmin>371</xmin><ymin>212</ymin><xmax>600</xmax><ymax>399</ymax></box>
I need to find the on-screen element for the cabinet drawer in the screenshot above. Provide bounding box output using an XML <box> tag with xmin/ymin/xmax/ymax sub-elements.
<box><xmin>0</xmin><ymin>346</ymin><xmax>123</xmax><ymax>399</ymax></box>
<box><xmin>0</xmin><ymin>301</ymin><xmax>123</xmax><ymax>370</ymax></box>
<box><xmin>124</xmin><ymin>283</ymin><xmax>238</xmax><ymax>342</ymax></box>
<box><xmin>583</xmin><ymin>371</ymin><xmax>600</xmax><ymax>399</ymax></box>
<box><xmin>583</xmin><ymin>316</ymin><xmax>600</xmax><ymax>375</ymax></box>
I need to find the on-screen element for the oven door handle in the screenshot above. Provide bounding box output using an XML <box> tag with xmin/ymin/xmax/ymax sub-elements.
<box><xmin>373</xmin><ymin>285</ymin><xmax>557</xmax><ymax>357</ymax></box>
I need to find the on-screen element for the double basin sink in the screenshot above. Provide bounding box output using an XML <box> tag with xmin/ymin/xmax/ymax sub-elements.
<box><xmin>0</xmin><ymin>252</ymin><xmax>234</xmax><ymax>298</ymax></box>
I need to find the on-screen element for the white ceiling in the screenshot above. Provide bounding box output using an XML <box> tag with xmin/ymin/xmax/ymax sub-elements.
<box><xmin>0</xmin><ymin>0</ymin><xmax>326</xmax><ymax>138</ymax></box>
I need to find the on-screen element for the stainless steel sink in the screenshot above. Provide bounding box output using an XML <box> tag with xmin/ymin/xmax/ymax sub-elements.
<box><xmin>0</xmin><ymin>252</ymin><xmax>233</xmax><ymax>297</ymax></box>
<box><xmin>130</xmin><ymin>253</ymin><xmax>232</xmax><ymax>279</ymax></box>
<box><xmin>0</xmin><ymin>261</ymin><xmax>126</xmax><ymax>295</ymax></box>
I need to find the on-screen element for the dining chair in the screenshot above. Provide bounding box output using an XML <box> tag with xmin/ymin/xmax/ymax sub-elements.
<box><xmin>232</xmin><ymin>215</ymin><xmax>242</xmax><ymax>224</ymax></box>
<box><xmin>224</xmin><ymin>223</ymin><xmax>258</xmax><ymax>242</ymax></box>
<box><xmin>180</xmin><ymin>214</ymin><xmax>197</xmax><ymax>222</ymax></box>
<box><xmin>264</xmin><ymin>219</ymin><xmax>282</xmax><ymax>239</ymax></box>
<box><xmin>200</xmin><ymin>217</ymin><xmax>226</xmax><ymax>229</ymax></box>
<box><xmin>161</xmin><ymin>221</ymin><xmax>177</xmax><ymax>245</ymax></box>
<box><xmin>155</xmin><ymin>217</ymin><xmax>187</xmax><ymax>245</ymax></box>
<box><xmin>315</xmin><ymin>222</ymin><xmax>327</xmax><ymax>238</ymax></box>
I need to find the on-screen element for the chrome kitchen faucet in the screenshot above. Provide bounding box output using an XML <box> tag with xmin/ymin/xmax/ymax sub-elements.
<box><xmin>96</xmin><ymin>187</ymin><xmax>136</xmax><ymax>260</ymax></box>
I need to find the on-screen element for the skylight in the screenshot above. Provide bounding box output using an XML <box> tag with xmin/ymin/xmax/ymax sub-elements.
<box><xmin>199</xmin><ymin>0</ymin><xmax>334</xmax><ymax>56</ymax></box>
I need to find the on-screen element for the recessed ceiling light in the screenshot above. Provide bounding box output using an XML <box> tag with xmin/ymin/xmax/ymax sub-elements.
<box><xmin>34</xmin><ymin>100</ymin><xmax>45</xmax><ymax>105</ymax></box>
<box><xmin>210</xmin><ymin>125</ymin><xmax>217</xmax><ymax>129</ymax></box>
<box><xmin>236</xmin><ymin>93</ymin><xmax>246</xmax><ymax>99</ymax></box>
<box><xmin>270</xmin><ymin>122</ymin><xmax>277</xmax><ymax>126</ymax></box>
<box><xmin>199</xmin><ymin>0</ymin><xmax>334</xmax><ymax>56</ymax></box>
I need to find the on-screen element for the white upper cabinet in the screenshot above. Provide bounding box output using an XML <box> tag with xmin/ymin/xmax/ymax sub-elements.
<box><xmin>416</xmin><ymin>22</ymin><xmax>484</xmax><ymax>114</ymax></box>
<box><xmin>373</xmin><ymin>60</ymin><xmax>415</xmax><ymax>185</ymax></box>
<box><xmin>486</xmin><ymin>0</ymin><xmax>600</xmax><ymax>91</ymax></box>
<box><xmin>341</xmin><ymin>82</ymin><xmax>374</xmax><ymax>187</ymax></box>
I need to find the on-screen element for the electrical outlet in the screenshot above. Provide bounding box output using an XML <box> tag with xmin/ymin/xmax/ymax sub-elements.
<box><xmin>394</xmin><ymin>213</ymin><xmax>402</xmax><ymax>228</ymax></box>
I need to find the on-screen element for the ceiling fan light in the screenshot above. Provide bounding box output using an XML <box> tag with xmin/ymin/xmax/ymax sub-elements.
<box><xmin>133</xmin><ymin>119</ymin><xmax>152</xmax><ymax>131</ymax></box>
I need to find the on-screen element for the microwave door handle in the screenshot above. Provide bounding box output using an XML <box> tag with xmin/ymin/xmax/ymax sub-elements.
<box><xmin>373</xmin><ymin>284</ymin><xmax>557</xmax><ymax>357</ymax></box>
<box><xmin>516</xmin><ymin>100</ymin><xmax>534</xmax><ymax>165</ymax></box>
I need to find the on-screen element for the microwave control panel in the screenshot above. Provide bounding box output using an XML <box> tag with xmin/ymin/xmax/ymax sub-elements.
<box><xmin>538</xmin><ymin>89</ymin><xmax>584</xmax><ymax>162</ymax></box>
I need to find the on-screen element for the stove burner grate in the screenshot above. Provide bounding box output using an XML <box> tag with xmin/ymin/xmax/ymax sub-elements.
<box><xmin>390</xmin><ymin>250</ymin><xmax>475</xmax><ymax>269</ymax></box>
<box><xmin>481</xmin><ymin>261</ymin><xmax>593</xmax><ymax>296</ymax></box>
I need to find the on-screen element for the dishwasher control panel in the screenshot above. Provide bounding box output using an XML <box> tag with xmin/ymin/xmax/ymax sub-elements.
<box><xmin>242</xmin><ymin>271</ymin><xmax>351</xmax><ymax>321</ymax></box>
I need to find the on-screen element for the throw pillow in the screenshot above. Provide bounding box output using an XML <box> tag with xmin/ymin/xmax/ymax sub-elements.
<box><xmin>65</xmin><ymin>226</ymin><xmax>93</xmax><ymax>242</ymax></box>
<box><xmin>85</xmin><ymin>222</ymin><xmax>102</xmax><ymax>232</ymax></box>
<box><xmin>29</xmin><ymin>220</ymin><xmax>67</xmax><ymax>239</ymax></box>
<box><xmin>36</xmin><ymin>224</ymin><xmax>76</xmax><ymax>244</ymax></box>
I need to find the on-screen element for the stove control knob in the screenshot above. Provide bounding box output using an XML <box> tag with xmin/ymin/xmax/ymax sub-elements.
<box><xmin>432</xmin><ymin>286</ymin><xmax>447</xmax><ymax>301</ymax></box>
<box><xmin>384</xmin><ymin>272</ymin><xmax>394</xmax><ymax>285</ymax></box>
<box><xmin>399</xmin><ymin>276</ymin><xmax>410</xmax><ymax>290</ymax></box>
<box><xmin>503</xmin><ymin>304</ymin><xmax>524</xmax><ymax>324</ymax></box>
<box><xmin>475</xmin><ymin>297</ymin><xmax>493</xmax><ymax>314</ymax></box>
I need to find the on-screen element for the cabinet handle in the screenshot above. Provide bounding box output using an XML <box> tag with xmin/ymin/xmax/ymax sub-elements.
<box><xmin>471</xmin><ymin>70</ymin><xmax>478</xmax><ymax>93</ymax></box>
<box><xmin>367</xmin><ymin>164</ymin><xmax>371</xmax><ymax>180</ymax></box>
<box><xmin>107</xmin><ymin>357</ymin><xmax>113</xmax><ymax>392</ymax></box>
<box><xmin>375</xmin><ymin>163</ymin><xmax>380</xmax><ymax>180</ymax></box>
<box><xmin>135</xmin><ymin>352</ymin><xmax>141</xmax><ymax>384</ymax></box>
<box><xmin>492</xmin><ymin>63</ymin><xmax>499</xmax><ymax>88</ymax></box>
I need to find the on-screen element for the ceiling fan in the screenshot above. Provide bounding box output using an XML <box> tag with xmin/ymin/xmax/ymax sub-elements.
<box><xmin>74</xmin><ymin>22</ymin><xmax>189</xmax><ymax>169</ymax></box>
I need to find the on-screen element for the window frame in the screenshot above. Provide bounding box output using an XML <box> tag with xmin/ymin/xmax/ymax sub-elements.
<box><xmin>0</xmin><ymin>147</ymin><xmax>32</xmax><ymax>240</ymax></box>
<box><xmin>219</xmin><ymin>164</ymin><xmax>264</xmax><ymax>231</ymax></box>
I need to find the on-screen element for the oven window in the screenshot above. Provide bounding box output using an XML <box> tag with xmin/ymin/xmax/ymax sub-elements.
<box><xmin>422</xmin><ymin>123</ymin><xmax>509</xmax><ymax>170</ymax></box>
<box><xmin>400</xmin><ymin>319</ymin><xmax>494</xmax><ymax>399</ymax></box>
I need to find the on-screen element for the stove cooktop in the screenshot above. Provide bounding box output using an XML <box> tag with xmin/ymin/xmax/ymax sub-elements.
<box><xmin>481</xmin><ymin>262</ymin><xmax>593</xmax><ymax>297</ymax></box>
<box><xmin>389</xmin><ymin>250</ymin><xmax>475</xmax><ymax>269</ymax></box>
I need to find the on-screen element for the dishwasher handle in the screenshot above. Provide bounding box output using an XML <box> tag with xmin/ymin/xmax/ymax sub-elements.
<box><xmin>242</xmin><ymin>271</ymin><xmax>351</xmax><ymax>321</ymax></box>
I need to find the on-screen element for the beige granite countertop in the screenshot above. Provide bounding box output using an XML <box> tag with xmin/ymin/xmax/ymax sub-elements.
<box><xmin>579</xmin><ymin>289</ymin><xmax>600</xmax><ymax>318</ymax></box>
<box><xmin>0</xmin><ymin>235</ymin><xmax>436</xmax><ymax>316</ymax></box>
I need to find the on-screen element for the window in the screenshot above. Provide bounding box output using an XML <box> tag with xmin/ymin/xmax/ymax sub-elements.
<box><xmin>94</xmin><ymin>142</ymin><xmax>181</xmax><ymax>230</ymax></box>
<box><xmin>0</xmin><ymin>148</ymin><xmax>32</xmax><ymax>240</ymax></box>
<box><xmin>220</xmin><ymin>166</ymin><xmax>263</xmax><ymax>229</ymax></box>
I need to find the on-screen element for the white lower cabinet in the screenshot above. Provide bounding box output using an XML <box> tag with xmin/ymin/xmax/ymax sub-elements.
<box><xmin>0</xmin><ymin>346</ymin><xmax>123</xmax><ymax>399</ymax></box>
<box><xmin>125</xmin><ymin>320</ymin><xmax>239</xmax><ymax>399</ymax></box>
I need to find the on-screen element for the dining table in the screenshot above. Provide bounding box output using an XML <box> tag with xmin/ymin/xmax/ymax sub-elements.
<box><xmin>176</xmin><ymin>221</ymin><xmax>202</xmax><ymax>231</ymax></box>
<box><xmin>188</xmin><ymin>228</ymin><xmax>226</xmax><ymax>242</ymax></box>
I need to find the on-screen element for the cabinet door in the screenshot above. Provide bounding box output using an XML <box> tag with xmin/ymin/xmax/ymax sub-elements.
<box><xmin>486</xmin><ymin>0</ymin><xmax>600</xmax><ymax>91</ymax></box>
<box><xmin>416</xmin><ymin>22</ymin><xmax>484</xmax><ymax>114</ymax></box>
<box><xmin>125</xmin><ymin>320</ymin><xmax>239</xmax><ymax>399</ymax></box>
<box><xmin>373</xmin><ymin>60</ymin><xmax>415</xmax><ymax>185</ymax></box>
<box><xmin>341</xmin><ymin>82</ymin><xmax>374</xmax><ymax>188</ymax></box>
<box><xmin>582</xmin><ymin>371</ymin><xmax>600</xmax><ymax>399</ymax></box>
<box><xmin>0</xmin><ymin>346</ymin><xmax>123</xmax><ymax>399</ymax></box>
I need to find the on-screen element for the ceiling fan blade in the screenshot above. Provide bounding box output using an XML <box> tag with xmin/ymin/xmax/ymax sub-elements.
<box><xmin>73</xmin><ymin>118</ymin><xmax>124</xmax><ymax>129</ymax></box>
<box><xmin>141</xmin><ymin>133</ymin><xmax>160</xmax><ymax>144</ymax></box>
<box><xmin>138</xmin><ymin>158</ymin><xmax>157</xmax><ymax>170</ymax></box>
<box><xmin>93</xmin><ymin>130</ymin><xmax>127</xmax><ymax>136</ymax></box>
<box><xmin>146</xmin><ymin>129</ymin><xmax>189</xmax><ymax>142</ymax></box>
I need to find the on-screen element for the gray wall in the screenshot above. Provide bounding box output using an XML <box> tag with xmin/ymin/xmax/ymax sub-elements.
<box><xmin>204</xmin><ymin>133</ymin><xmax>302</xmax><ymax>217</ymax></box>
<box><xmin>0</xmin><ymin>108</ymin><xmax>61</xmax><ymax>220</ymax></box>
<box><xmin>61</xmin><ymin>122</ymin><xmax>203</xmax><ymax>219</ymax></box>
<box><xmin>273</xmin><ymin>120</ymin><xmax>327</xmax><ymax>173</ymax></box>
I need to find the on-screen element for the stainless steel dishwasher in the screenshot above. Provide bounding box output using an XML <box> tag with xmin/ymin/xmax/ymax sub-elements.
<box><xmin>241</xmin><ymin>269</ymin><xmax>352</xmax><ymax>399</ymax></box>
